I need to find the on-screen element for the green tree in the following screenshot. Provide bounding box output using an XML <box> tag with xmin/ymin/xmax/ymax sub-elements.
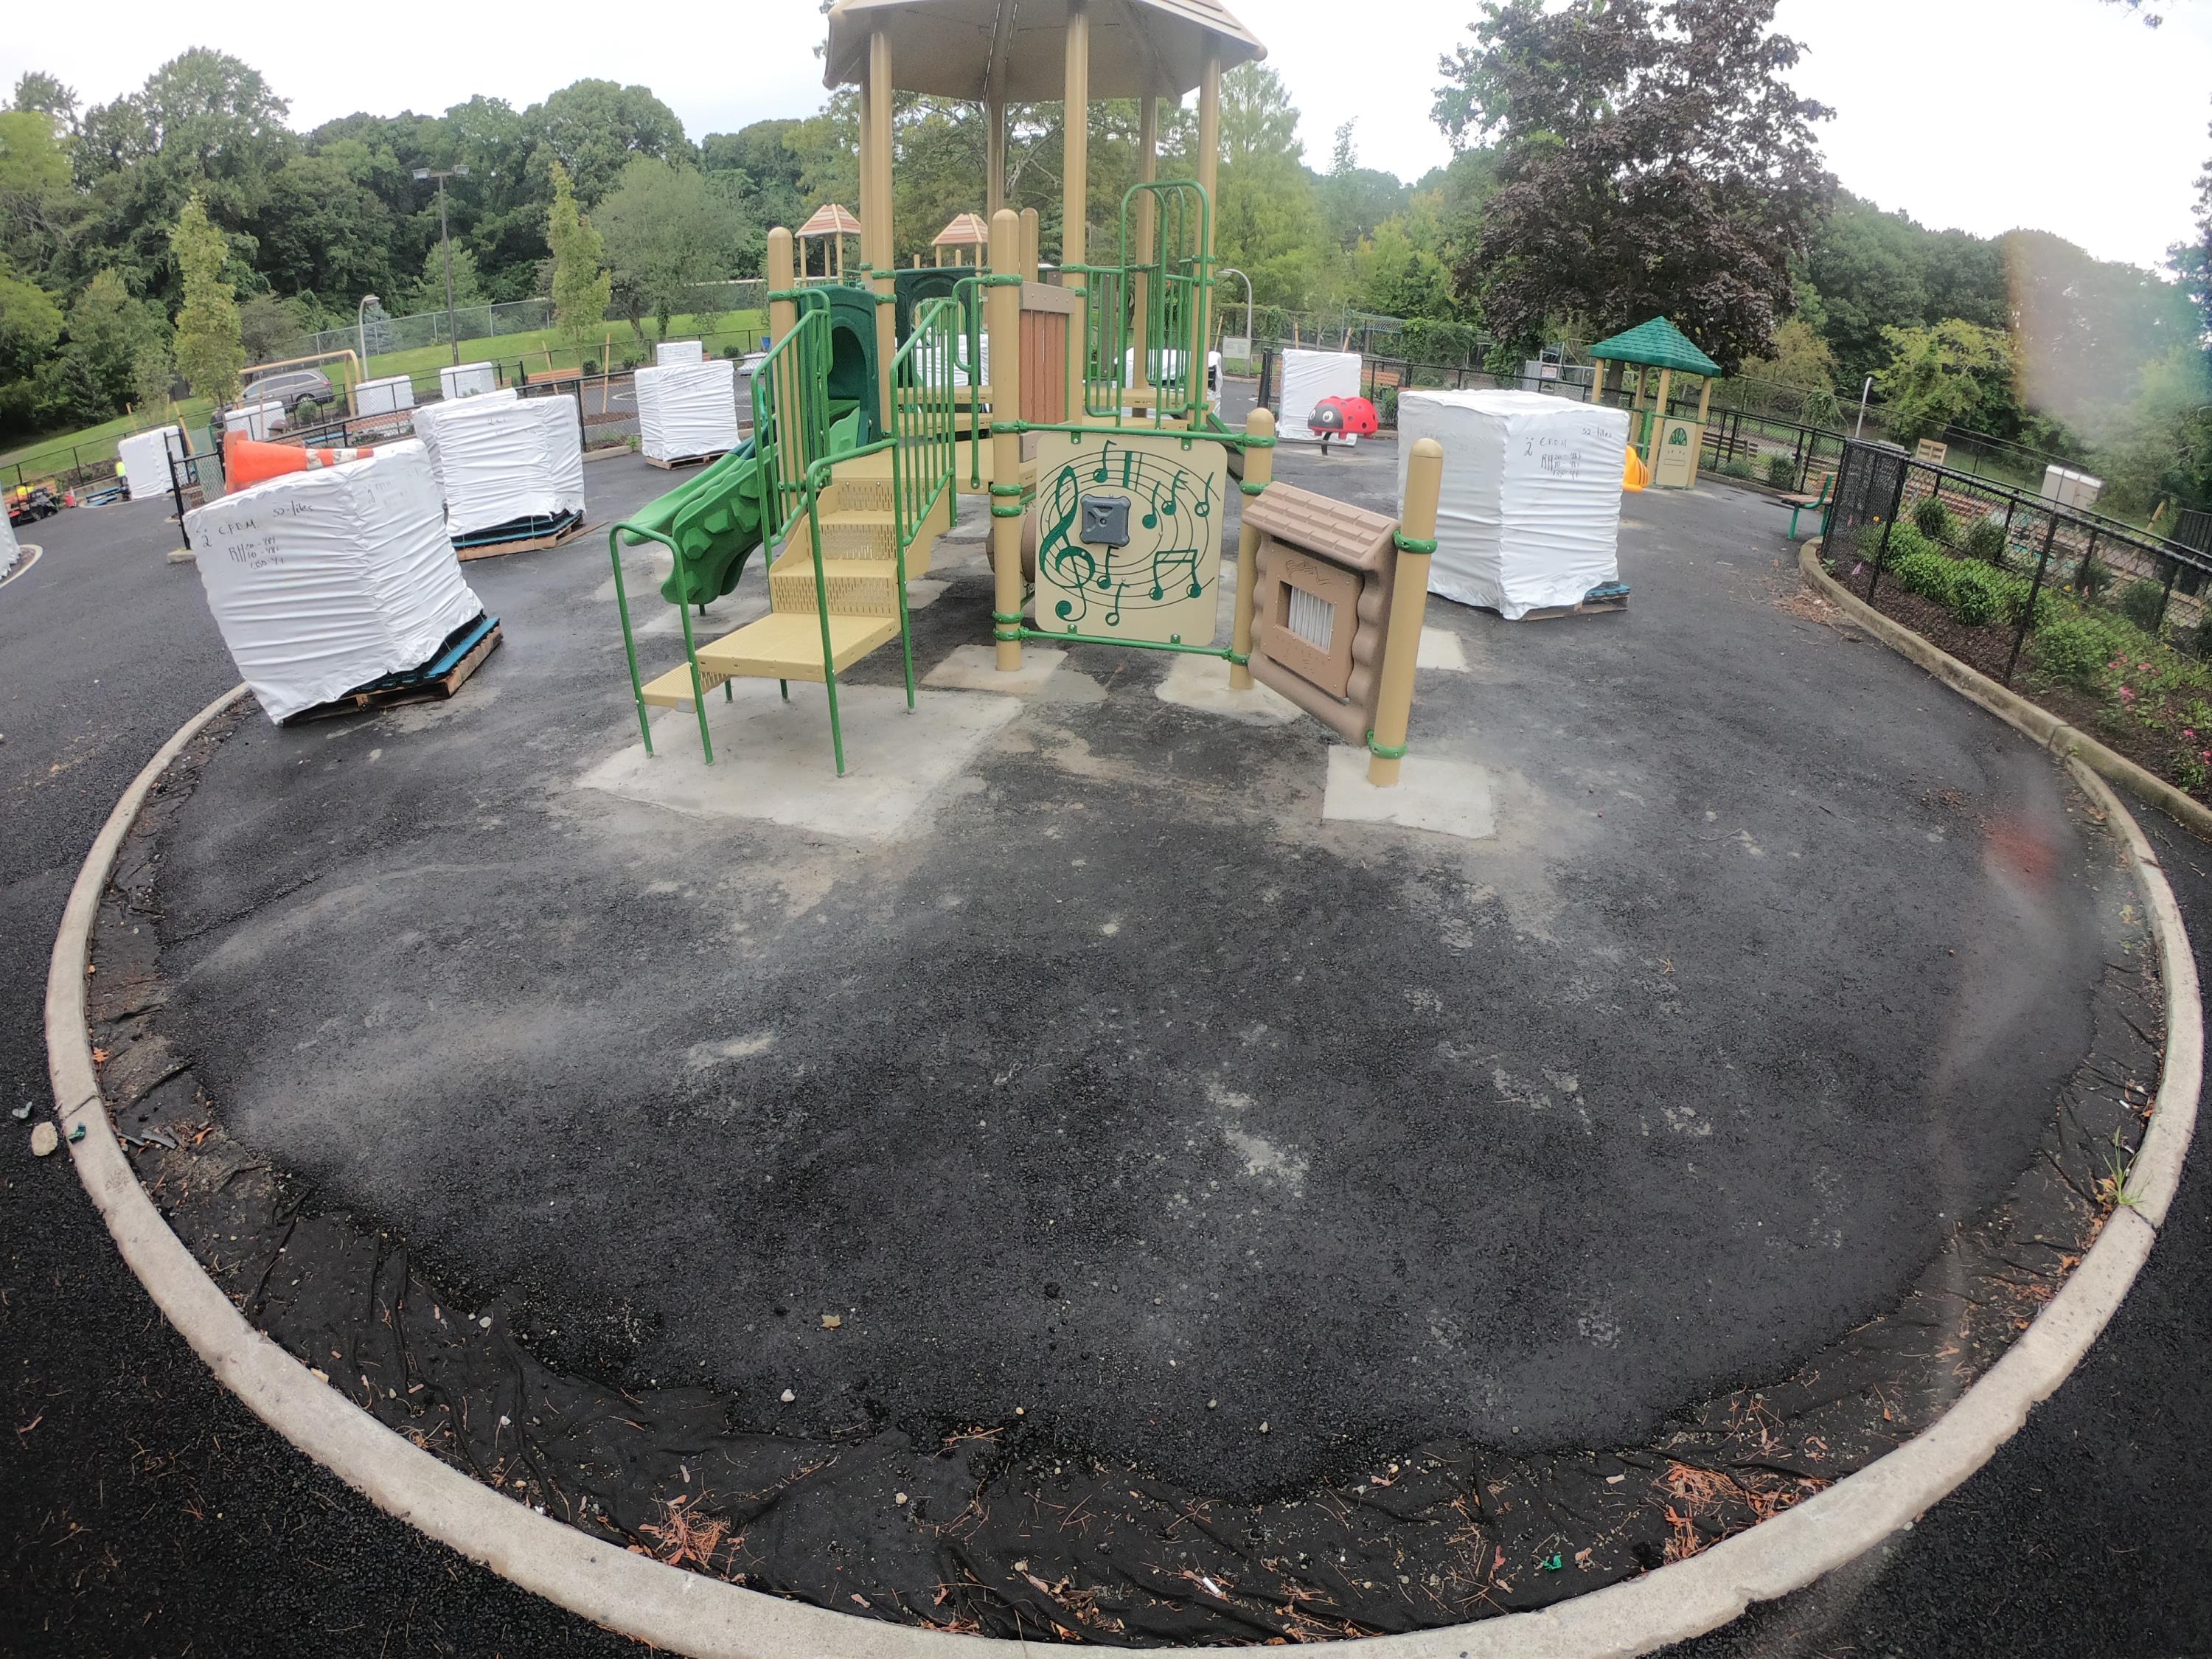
<box><xmin>1315</xmin><ymin>121</ymin><xmax>1411</xmax><ymax>255</ymax></box>
<box><xmin>1214</xmin><ymin>63</ymin><xmax>1333</xmax><ymax>309</ymax></box>
<box><xmin>237</xmin><ymin>290</ymin><xmax>305</xmax><ymax>364</ymax></box>
<box><xmin>0</xmin><ymin>255</ymin><xmax>63</xmax><ymax>382</ymax></box>
<box><xmin>256</xmin><ymin>150</ymin><xmax>397</xmax><ymax>303</ymax></box>
<box><xmin>132</xmin><ymin>335</ymin><xmax>176</xmax><ymax>419</ymax></box>
<box><xmin>595</xmin><ymin>158</ymin><xmax>751</xmax><ymax>345</ymax></box>
<box><xmin>1435</xmin><ymin>0</ymin><xmax>1833</xmax><ymax>371</ymax></box>
<box><xmin>170</xmin><ymin>194</ymin><xmax>244</xmax><ymax>405</ymax></box>
<box><xmin>526</xmin><ymin>80</ymin><xmax>692</xmax><ymax>207</ymax></box>
<box><xmin>412</xmin><ymin>238</ymin><xmax>488</xmax><ymax>313</ymax></box>
<box><xmin>63</xmin><ymin>268</ymin><xmax>167</xmax><ymax>416</ymax></box>
<box><xmin>1874</xmin><ymin>319</ymin><xmax>2017</xmax><ymax>445</ymax></box>
<box><xmin>546</xmin><ymin>160</ymin><xmax>613</xmax><ymax>361</ymax></box>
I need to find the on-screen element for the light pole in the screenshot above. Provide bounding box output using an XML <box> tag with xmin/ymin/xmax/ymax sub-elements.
<box><xmin>355</xmin><ymin>292</ymin><xmax>379</xmax><ymax>414</ymax></box>
<box><xmin>1854</xmin><ymin>374</ymin><xmax>1874</xmax><ymax>440</ymax></box>
<box><xmin>413</xmin><ymin>165</ymin><xmax>470</xmax><ymax>366</ymax></box>
<box><xmin>1216</xmin><ymin>266</ymin><xmax>1256</xmax><ymax>359</ymax></box>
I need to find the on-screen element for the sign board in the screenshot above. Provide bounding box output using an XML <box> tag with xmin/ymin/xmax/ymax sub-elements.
<box><xmin>1653</xmin><ymin>418</ymin><xmax>1701</xmax><ymax>489</ymax></box>
<box><xmin>1221</xmin><ymin>335</ymin><xmax>1252</xmax><ymax>362</ymax></box>
<box><xmin>1914</xmin><ymin>438</ymin><xmax>1949</xmax><ymax>467</ymax></box>
<box><xmin>1032</xmin><ymin>431</ymin><xmax>1227</xmax><ymax>645</ymax></box>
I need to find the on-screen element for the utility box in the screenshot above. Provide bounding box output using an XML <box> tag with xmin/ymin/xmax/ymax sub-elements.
<box><xmin>222</xmin><ymin>401</ymin><xmax>286</xmax><ymax>442</ymax></box>
<box><xmin>2042</xmin><ymin>465</ymin><xmax>2104</xmax><ymax>511</ymax></box>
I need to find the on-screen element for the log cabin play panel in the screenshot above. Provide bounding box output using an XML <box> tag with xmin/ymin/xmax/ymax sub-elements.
<box><xmin>85</xmin><ymin>437</ymin><xmax>2160</xmax><ymax>1645</ymax></box>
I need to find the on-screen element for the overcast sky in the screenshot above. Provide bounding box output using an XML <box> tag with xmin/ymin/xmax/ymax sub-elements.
<box><xmin>4</xmin><ymin>0</ymin><xmax>2207</xmax><ymax>271</ymax></box>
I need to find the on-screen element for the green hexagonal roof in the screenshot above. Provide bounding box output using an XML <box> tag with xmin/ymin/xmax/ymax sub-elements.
<box><xmin>1587</xmin><ymin>317</ymin><xmax>1721</xmax><ymax>377</ymax></box>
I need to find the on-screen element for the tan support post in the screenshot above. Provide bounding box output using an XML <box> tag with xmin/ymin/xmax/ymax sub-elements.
<box><xmin>1195</xmin><ymin>52</ymin><xmax>1222</xmax><ymax>420</ymax></box>
<box><xmin>767</xmin><ymin>228</ymin><xmax>803</xmax><ymax>485</ymax></box>
<box><xmin>867</xmin><ymin>29</ymin><xmax>897</xmax><ymax>434</ymax></box>
<box><xmin>1228</xmin><ymin>406</ymin><xmax>1274</xmax><ymax>690</ymax></box>
<box><xmin>989</xmin><ymin>209</ymin><xmax>1025</xmax><ymax>672</ymax></box>
<box><xmin>1368</xmin><ymin>437</ymin><xmax>1442</xmax><ymax>787</ymax></box>
<box><xmin>1062</xmin><ymin>0</ymin><xmax>1090</xmax><ymax>423</ymax></box>
<box><xmin>1020</xmin><ymin>209</ymin><xmax>1040</xmax><ymax>281</ymax></box>
<box><xmin>1694</xmin><ymin>375</ymin><xmax>1712</xmax><ymax>484</ymax></box>
<box><xmin>987</xmin><ymin>91</ymin><xmax>1007</xmax><ymax>219</ymax></box>
<box><xmin>1130</xmin><ymin>95</ymin><xmax>1158</xmax><ymax>406</ymax></box>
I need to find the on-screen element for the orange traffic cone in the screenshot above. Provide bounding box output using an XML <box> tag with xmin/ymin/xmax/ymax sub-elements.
<box><xmin>225</xmin><ymin>434</ymin><xmax>374</xmax><ymax>490</ymax></box>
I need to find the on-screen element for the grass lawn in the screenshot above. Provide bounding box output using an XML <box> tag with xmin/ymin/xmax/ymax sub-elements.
<box><xmin>2</xmin><ymin>309</ymin><xmax>768</xmax><ymax>482</ymax></box>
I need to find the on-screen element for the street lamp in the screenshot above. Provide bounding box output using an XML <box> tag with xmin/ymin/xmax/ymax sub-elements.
<box><xmin>412</xmin><ymin>165</ymin><xmax>470</xmax><ymax>366</ymax></box>
<box><xmin>1216</xmin><ymin>265</ymin><xmax>1257</xmax><ymax>361</ymax></box>
<box><xmin>355</xmin><ymin>293</ymin><xmax>379</xmax><ymax>414</ymax></box>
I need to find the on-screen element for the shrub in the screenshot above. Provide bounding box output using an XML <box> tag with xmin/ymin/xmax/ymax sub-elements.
<box><xmin>1892</xmin><ymin>548</ymin><xmax>1958</xmax><ymax>608</ymax></box>
<box><xmin>1717</xmin><ymin>456</ymin><xmax>1756</xmax><ymax>480</ymax></box>
<box><xmin>2073</xmin><ymin>554</ymin><xmax>2112</xmax><ymax>599</ymax></box>
<box><xmin>1962</xmin><ymin>514</ymin><xmax>2008</xmax><ymax>564</ymax></box>
<box><xmin>1913</xmin><ymin>496</ymin><xmax>1954</xmax><ymax>543</ymax></box>
<box><xmin>1766</xmin><ymin>451</ymin><xmax>1795</xmax><ymax>487</ymax></box>
<box><xmin>2033</xmin><ymin>615</ymin><xmax>2124</xmax><ymax>692</ymax></box>
<box><xmin>2174</xmin><ymin>749</ymin><xmax>2211</xmax><ymax>795</ymax></box>
<box><xmin>1950</xmin><ymin>563</ymin><xmax>2002</xmax><ymax>627</ymax></box>
<box><xmin>622</xmin><ymin>355</ymin><xmax>641</xmax><ymax>371</ymax></box>
<box><xmin>1995</xmin><ymin>573</ymin><xmax>2054</xmax><ymax>631</ymax></box>
<box><xmin>292</xmin><ymin>397</ymin><xmax>321</xmax><ymax>425</ymax></box>
<box><xmin>2182</xmin><ymin>616</ymin><xmax>2212</xmax><ymax>661</ymax></box>
<box><xmin>581</xmin><ymin>357</ymin><xmax>599</xmax><ymax>375</ymax></box>
<box><xmin>2116</xmin><ymin>580</ymin><xmax>2166</xmax><ymax>633</ymax></box>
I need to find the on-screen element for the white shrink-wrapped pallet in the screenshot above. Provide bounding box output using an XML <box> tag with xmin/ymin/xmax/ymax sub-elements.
<box><xmin>1399</xmin><ymin>389</ymin><xmax>1631</xmax><ymax>620</ymax></box>
<box><xmin>655</xmin><ymin>338</ymin><xmax>705</xmax><ymax>366</ymax></box>
<box><xmin>223</xmin><ymin>400</ymin><xmax>286</xmax><ymax>440</ymax></box>
<box><xmin>636</xmin><ymin>358</ymin><xmax>740</xmax><ymax>462</ymax></box>
<box><xmin>410</xmin><ymin>394</ymin><xmax>585</xmax><ymax>538</ymax></box>
<box><xmin>357</xmin><ymin>374</ymin><xmax>416</xmax><ymax>415</ymax></box>
<box><xmin>439</xmin><ymin>361</ymin><xmax>498</xmax><ymax>400</ymax></box>
<box><xmin>1277</xmin><ymin>349</ymin><xmax>1363</xmax><ymax>445</ymax></box>
<box><xmin>183</xmin><ymin>441</ymin><xmax>484</xmax><ymax>723</ymax></box>
<box><xmin>117</xmin><ymin>425</ymin><xmax>187</xmax><ymax>501</ymax></box>
<box><xmin>0</xmin><ymin>500</ymin><xmax>21</xmax><ymax>574</ymax></box>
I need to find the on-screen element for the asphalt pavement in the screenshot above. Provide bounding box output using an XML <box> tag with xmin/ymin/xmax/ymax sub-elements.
<box><xmin>1</xmin><ymin>437</ymin><xmax>2206</xmax><ymax>1655</ymax></box>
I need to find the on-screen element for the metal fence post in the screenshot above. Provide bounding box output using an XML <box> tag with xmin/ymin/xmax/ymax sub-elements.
<box><xmin>1868</xmin><ymin>455</ymin><xmax>1909</xmax><ymax>601</ymax></box>
<box><xmin>2005</xmin><ymin>514</ymin><xmax>2062</xmax><ymax>684</ymax></box>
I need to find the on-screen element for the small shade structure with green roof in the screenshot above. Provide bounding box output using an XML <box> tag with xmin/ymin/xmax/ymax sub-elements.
<box><xmin>1589</xmin><ymin>317</ymin><xmax>1722</xmax><ymax>486</ymax></box>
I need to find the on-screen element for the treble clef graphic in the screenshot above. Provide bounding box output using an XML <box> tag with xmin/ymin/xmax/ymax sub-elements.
<box><xmin>1038</xmin><ymin>470</ymin><xmax>1092</xmax><ymax>622</ymax></box>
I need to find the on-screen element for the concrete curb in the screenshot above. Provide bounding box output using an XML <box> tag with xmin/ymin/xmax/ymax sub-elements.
<box><xmin>1</xmin><ymin>542</ymin><xmax>42</xmax><ymax>588</ymax></box>
<box><xmin>46</xmin><ymin>669</ymin><xmax>2202</xmax><ymax>1657</ymax></box>
<box><xmin>1799</xmin><ymin>540</ymin><xmax>2212</xmax><ymax>843</ymax></box>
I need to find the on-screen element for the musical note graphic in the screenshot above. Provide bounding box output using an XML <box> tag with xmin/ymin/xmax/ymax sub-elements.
<box><xmin>1035</xmin><ymin>439</ymin><xmax>1224</xmax><ymax>644</ymax></box>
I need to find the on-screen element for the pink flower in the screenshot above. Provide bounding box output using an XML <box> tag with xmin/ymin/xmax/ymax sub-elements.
<box><xmin>2120</xmin><ymin>686</ymin><xmax>2137</xmax><ymax>701</ymax></box>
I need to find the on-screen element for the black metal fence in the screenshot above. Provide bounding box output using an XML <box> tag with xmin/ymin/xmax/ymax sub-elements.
<box><xmin>1823</xmin><ymin>439</ymin><xmax>2212</xmax><ymax>686</ymax></box>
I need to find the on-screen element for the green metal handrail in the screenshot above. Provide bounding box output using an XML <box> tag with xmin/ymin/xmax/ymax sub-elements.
<box><xmin>1083</xmin><ymin>181</ymin><xmax>1213</xmax><ymax>426</ymax></box>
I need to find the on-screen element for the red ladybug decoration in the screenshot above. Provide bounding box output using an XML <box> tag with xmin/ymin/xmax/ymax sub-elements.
<box><xmin>1308</xmin><ymin>394</ymin><xmax>1380</xmax><ymax>452</ymax></box>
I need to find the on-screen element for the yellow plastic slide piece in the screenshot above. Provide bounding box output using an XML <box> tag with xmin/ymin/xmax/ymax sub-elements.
<box><xmin>1623</xmin><ymin>448</ymin><xmax>1649</xmax><ymax>493</ymax></box>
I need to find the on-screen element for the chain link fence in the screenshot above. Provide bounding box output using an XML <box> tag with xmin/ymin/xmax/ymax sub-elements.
<box><xmin>1824</xmin><ymin>438</ymin><xmax>2212</xmax><ymax>686</ymax></box>
<box><xmin>304</xmin><ymin>282</ymin><xmax>771</xmax><ymax>364</ymax></box>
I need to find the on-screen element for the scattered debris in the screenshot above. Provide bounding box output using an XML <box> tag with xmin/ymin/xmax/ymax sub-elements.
<box><xmin>10</xmin><ymin>1102</ymin><xmax>32</xmax><ymax>1121</ymax></box>
<box><xmin>821</xmin><ymin>1313</ymin><xmax>842</xmax><ymax>1329</ymax></box>
<box><xmin>29</xmin><ymin>1122</ymin><xmax>58</xmax><ymax>1157</ymax></box>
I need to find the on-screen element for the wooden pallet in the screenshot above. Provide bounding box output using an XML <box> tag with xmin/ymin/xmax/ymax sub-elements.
<box><xmin>1509</xmin><ymin>591</ymin><xmax>1631</xmax><ymax>622</ymax></box>
<box><xmin>644</xmin><ymin>450</ymin><xmax>731</xmax><ymax>471</ymax></box>
<box><xmin>284</xmin><ymin>617</ymin><xmax>502</xmax><ymax>724</ymax></box>
<box><xmin>455</xmin><ymin>518</ymin><xmax>590</xmax><ymax>561</ymax></box>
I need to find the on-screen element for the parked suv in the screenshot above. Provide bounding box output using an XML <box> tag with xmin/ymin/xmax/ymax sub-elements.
<box><xmin>240</xmin><ymin>367</ymin><xmax>335</xmax><ymax>417</ymax></box>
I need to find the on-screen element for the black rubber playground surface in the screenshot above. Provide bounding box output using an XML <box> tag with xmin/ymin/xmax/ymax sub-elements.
<box><xmin>9</xmin><ymin>420</ymin><xmax>2205</xmax><ymax>1653</ymax></box>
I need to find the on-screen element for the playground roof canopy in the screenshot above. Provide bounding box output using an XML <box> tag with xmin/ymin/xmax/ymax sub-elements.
<box><xmin>797</xmin><ymin>204</ymin><xmax>864</xmax><ymax>239</ymax></box>
<box><xmin>933</xmin><ymin>212</ymin><xmax>991</xmax><ymax>248</ymax></box>
<box><xmin>1587</xmin><ymin>317</ymin><xmax>1722</xmax><ymax>378</ymax></box>
<box><xmin>824</xmin><ymin>0</ymin><xmax>1266</xmax><ymax>101</ymax></box>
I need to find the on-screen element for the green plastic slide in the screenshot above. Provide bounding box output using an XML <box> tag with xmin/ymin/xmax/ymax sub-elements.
<box><xmin>619</xmin><ymin>442</ymin><xmax>765</xmax><ymax>608</ymax></box>
<box><xmin>623</xmin><ymin>406</ymin><xmax>867</xmax><ymax>611</ymax></box>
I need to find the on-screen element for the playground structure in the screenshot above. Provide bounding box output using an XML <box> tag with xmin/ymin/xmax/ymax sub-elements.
<box><xmin>1590</xmin><ymin>316</ymin><xmax>1723</xmax><ymax>490</ymax></box>
<box><xmin>795</xmin><ymin>203</ymin><xmax>863</xmax><ymax>281</ymax></box>
<box><xmin>605</xmin><ymin>0</ymin><xmax>1446</xmax><ymax>785</ymax></box>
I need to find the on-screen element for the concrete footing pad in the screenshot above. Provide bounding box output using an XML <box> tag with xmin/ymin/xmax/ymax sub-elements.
<box><xmin>1155</xmin><ymin>653</ymin><xmax>1301</xmax><ymax>723</ymax></box>
<box><xmin>1322</xmin><ymin>745</ymin><xmax>1500</xmax><ymax>840</ymax></box>
<box><xmin>922</xmin><ymin>642</ymin><xmax>1066</xmax><ymax>695</ymax></box>
<box><xmin>575</xmin><ymin>681</ymin><xmax>1020</xmax><ymax>841</ymax></box>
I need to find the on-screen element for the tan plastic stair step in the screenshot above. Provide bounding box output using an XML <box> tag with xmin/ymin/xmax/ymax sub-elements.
<box><xmin>768</xmin><ymin>557</ymin><xmax>907</xmax><ymax>616</ymax></box>
<box><xmin>638</xmin><ymin>661</ymin><xmax>727</xmax><ymax>709</ymax></box>
<box><xmin>695</xmin><ymin>612</ymin><xmax>901</xmax><ymax>683</ymax></box>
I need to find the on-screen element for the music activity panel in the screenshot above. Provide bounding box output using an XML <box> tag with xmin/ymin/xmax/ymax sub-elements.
<box><xmin>1031</xmin><ymin>431</ymin><xmax>1229</xmax><ymax>647</ymax></box>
